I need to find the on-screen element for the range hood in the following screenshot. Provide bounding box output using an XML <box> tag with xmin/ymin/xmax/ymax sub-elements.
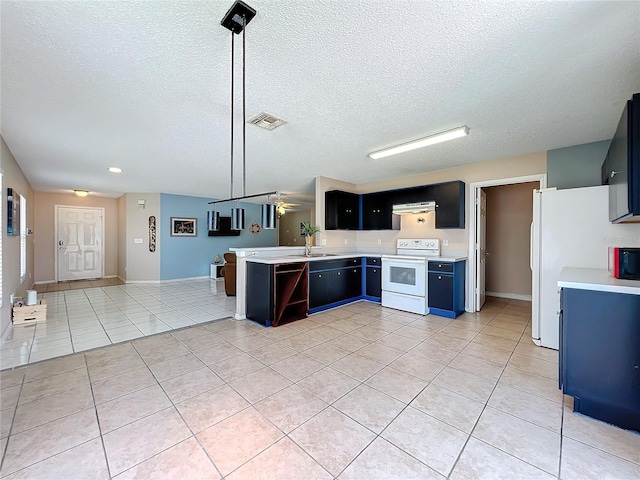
<box><xmin>392</xmin><ymin>201</ymin><xmax>436</xmax><ymax>215</ymax></box>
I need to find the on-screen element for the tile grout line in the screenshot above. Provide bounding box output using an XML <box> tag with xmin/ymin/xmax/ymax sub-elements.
<box><xmin>83</xmin><ymin>352</ymin><xmax>113</xmax><ymax>480</ymax></box>
<box><xmin>0</xmin><ymin>372</ymin><xmax>26</xmax><ymax>475</ymax></box>
<box><xmin>447</xmin><ymin>301</ymin><xmax>561</xmax><ymax>478</ymax></box>
<box><xmin>2</xmin><ymin>298</ymin><xmax>588</xmax><ymax>478</ymax></box>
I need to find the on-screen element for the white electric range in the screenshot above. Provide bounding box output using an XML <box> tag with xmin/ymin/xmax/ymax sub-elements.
<box><xmin>381</xmin><ymin>238</ymin><xmax>441</xmax><ymax>315</ymax></box>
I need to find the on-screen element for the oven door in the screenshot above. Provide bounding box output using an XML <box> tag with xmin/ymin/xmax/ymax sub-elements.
<box><xmin>381</xmin><ymin>257</ymin><xmax>427</xmax><ymax>296</ymax></box>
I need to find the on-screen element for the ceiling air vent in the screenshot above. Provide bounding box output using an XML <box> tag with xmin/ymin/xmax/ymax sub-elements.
<box><xmin>248</xmin><ymin>111</ymin><xmax>287</xmax><ymax>131</ymax></box>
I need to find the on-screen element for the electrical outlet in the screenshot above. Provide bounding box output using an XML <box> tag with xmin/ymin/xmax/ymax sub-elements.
<box><xmin>344</xmin><ymin>238</ymin><xmax>348</xmax><ymax>245</ymax></box>
<box><xmin>443</xmin><ymin>239</ymin><xmax>449</xmax><ymax>246</ymax></box>
<box><xmin>377</xmin><ymin>239</ymin><xmax>381</xmax><ymax>245</ymax></box>
<box><xmin>321</xmin><ymin>238</ymin><xmax>327</xmax><ymax>246</ymax></box>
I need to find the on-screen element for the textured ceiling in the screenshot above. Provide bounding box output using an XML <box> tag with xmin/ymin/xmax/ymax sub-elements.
<box><xmin>1</xmin><ymin>1</ymin><xmax>639</xmax><ymax>206</ymax></box>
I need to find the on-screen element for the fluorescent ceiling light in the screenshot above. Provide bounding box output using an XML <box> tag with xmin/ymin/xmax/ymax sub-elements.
<box><xmin>108</xmin><ymin>167</ymin><xmax>123</xmax><ymax>173</ymax></box>
<box><xmin>368</xmin><ymin>126</ymin><xmax>469</xmax><ymax>160</ymax></box>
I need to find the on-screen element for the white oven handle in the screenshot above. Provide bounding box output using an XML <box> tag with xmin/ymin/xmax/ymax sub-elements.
<box><xmin>382</xmin><ymin>258</ymin><xmax>426</xmax><ymax>265</ymax></box>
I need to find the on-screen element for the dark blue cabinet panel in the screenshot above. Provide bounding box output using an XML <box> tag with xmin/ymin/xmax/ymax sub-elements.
<box><xmin>366</xmin><ymin>266</ymin><xmax>381</xmax><ymax>298</ymax></box>
<box><xmin>427</xmin><ymin>260</ymin><xmax>465</xmax><ymax>318</ymax></box>
<box><xmin>325</xmin><ymin>190</ymin><xmax>360</xmax><ymax>230</ymax></box>
<box><xmin>561</xmin><ymin>287</ymin><xmax>640</xmax><ymax>431</ymax></box>
<box><xmin>602</xmin><ymin>92</ymin><xmax>640</xmax><ymax>223</ymax></box>
<box><xmin>434</xmin><ymin>181</ymin><xmax>465</xmax><ymax>229</ymax></box>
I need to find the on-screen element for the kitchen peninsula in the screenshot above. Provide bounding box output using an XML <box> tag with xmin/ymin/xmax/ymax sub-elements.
<box><xmin>230</xmin><ymin>246</ymin><xmax>466</xmax><ymax>325</ymax></box>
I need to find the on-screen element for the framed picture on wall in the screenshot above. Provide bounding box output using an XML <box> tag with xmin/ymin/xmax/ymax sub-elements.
<box><xmin>7</xmin><ymin>188</ymin><xmax>20</xmax><ymax>236</ymax></box>
<box><xmin>170</xmin><ymin>217</ymin><xmax>197</xmax><ymax>237</ymax></box>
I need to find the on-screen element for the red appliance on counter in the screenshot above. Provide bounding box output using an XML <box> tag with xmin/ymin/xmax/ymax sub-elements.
<box><xmin>608</xmin><ymin>247</ymin><xmax>640</xmax><ymax>280</ymax></box>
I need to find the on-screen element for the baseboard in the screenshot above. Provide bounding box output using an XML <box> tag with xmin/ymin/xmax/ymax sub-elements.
<box><xmin>36</xmin><ymin>275</ymin><xmax>118</xmax><ymax>284</ymax></box>
<box><xmin>125</xmin><ymin>275</ymin><xmax>210</xmax><ymax>284</ymax></box>
<box><xmin>486</xmin><ymin>291</ymin><xmax>532</xmax><ymax>301</ymax></box>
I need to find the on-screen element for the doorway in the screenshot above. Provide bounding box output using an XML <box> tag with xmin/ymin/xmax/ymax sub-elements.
<box><xmin>56</xmin><ymin>205</ymin><xmax>105</xmax><ymax>281</ymax></box>
<box><xmin>278</xmin><ymin>210</ymin><xmax>311</xmax><ymax>246</ymax></box>
<box><xmin>468</xmin><ymin>174</ymin><xmax>546</xmax><ymax>312</ymax></box>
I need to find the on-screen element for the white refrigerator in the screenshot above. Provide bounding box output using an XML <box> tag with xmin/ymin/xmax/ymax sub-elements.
<box><xmin>531</xmin><ymin>185</ymin><xmax>640</xmax><ymax>350</ymax></box>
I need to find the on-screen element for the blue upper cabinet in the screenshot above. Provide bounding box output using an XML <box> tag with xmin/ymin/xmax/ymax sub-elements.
<box><xmin>362</xmin><ymin>191</ymin><xmax>399</xmax><ymax>230</ymax></box>
<box><xmin>434</xmin><ymin>181</ymin><xmax>465</xmax><ymax>229</ymax></box>
<box><xmin>602</xmin><ymin>92</ymin><xmax>640</xmax><ymax>223</ymax></box>
<box><xmin>325</xmin><ymin>181</ymin><xmax>465</xmax><ymax>231</ymax></box>
<box><xmin>325</xmin><ymin>190</ymin><xmax>360</xmax><ymax>230</ymax></box>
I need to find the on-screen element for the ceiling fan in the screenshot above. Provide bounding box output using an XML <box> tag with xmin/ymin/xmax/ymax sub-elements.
<box><xmin>273</xmin><ymin>193</ymin><xmax>303</xmax><ymax>217</ymax></box>
<box><xmin>275</xmin><ymin>200</ymin><xmax>301</xmax><ymax>217</ymax></box>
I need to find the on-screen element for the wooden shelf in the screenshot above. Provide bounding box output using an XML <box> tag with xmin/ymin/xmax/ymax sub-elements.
<box><xmin>273</xmin><ymin>262</ymin><xmax>309</xmax><ymax>326</ymax></box>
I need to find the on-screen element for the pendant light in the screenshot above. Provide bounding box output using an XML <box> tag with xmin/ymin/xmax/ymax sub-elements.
<box><xmin>208</xmin><ymin>209</ymin><xmax>220</xmax><ymax>231</ymax></box>
<box><xmin>261</xmin><ymin>195</ymin><xmax>276</xmax><ymax>229</ymax></box>
<box><xmin>209</xmin><ymin>1</ymin><xmax>283</xmax><ymax>227</ymax></box>
<box><xmin>231</xmin><ymin>200</ymin><xmax>245</xmax><ymax>230</ymax></box>
<box><xmin>223</xmin><ymin>1</ymin><xmax>255</xmax><ymax>230</ymax></box>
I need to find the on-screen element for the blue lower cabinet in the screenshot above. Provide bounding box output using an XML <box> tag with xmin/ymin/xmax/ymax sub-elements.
<box><xmin>561</xmin><ymin>287</ymin><xmax>640</xmax><ymax>431</ymax></box>
<box><xmin>365</xmin><ymin>266</ymin><xmax>381</xmax><ymax>299</ymax></box>
<box><xmin>428</xmin><ymin>260</ymin><xmax>465</xmax><ymax>318</ymax></box>
<box><xmin>308</xmin><ymin>257</ymin><xmax>381</xmax><ymax>313</ymax></box>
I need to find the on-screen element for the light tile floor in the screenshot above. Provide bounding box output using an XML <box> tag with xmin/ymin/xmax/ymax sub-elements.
<box><xmin>1</xmin><ymin>280</ymin><xmax>235</xmax><ymax>369</ymax></box>
<box><xmin>1</xmin><ymin>296</ymin><xmax>639</xmax><ymax>479</ymax></box>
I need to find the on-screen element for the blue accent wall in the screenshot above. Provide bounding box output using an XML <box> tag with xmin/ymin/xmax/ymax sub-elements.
<box><xmin>160</xmin><ymin>194</ymin><xmax>278</xmax><ymax>280</ymax></box>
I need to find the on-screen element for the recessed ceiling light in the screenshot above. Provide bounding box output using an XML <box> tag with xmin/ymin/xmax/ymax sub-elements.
<box><xmin>368</xmin><ymin>126</ymin><xmax>470</xmax><ymax>160</ymax></box>
<box><xmin>74</xmin><ymin>190</ymin><xmax>89</xmax><ymax>197</ymax></box>
<box><xmin>108</xmin><ymin>167</ymin><xmax>123</xmax><ymax>173</ymax></box>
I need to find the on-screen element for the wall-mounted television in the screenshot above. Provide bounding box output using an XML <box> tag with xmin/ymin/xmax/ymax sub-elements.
<box><xmin>208</xmin><ymin>216</ymin><xmax>241</xmax><ymax>236</ymax></box>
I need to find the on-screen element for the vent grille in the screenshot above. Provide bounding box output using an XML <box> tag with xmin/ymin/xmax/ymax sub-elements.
<box><xmin>248</xmin><ymin>111</ymin><xmax>287</xmax><ymax>131</ymax></box>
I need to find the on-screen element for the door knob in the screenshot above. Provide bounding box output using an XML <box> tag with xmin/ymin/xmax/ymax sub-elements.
<box><xmin>610</xmin><ymin>170</ymin><xmax>618</xmax><ymax>178</ymax></box>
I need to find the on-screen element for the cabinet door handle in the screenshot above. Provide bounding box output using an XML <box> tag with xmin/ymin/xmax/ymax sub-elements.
<box><xmin>337</xmin><ymin>272</ymin><xmax>341</xmax><ymax>275</ymax></box>
<box><xmin>438</xmin><ymin>276</ymin><xmax>442</xmax><ymax>280</ymax></box>
<box><xmin>438</xmin><ymin>264</ymin><xmax>442</xmax><ymax>268</ymax></box>
<box><xmin>318</xmin><ymin>274</ymin><xmax>322</xmax><ymax>278</ymax></box>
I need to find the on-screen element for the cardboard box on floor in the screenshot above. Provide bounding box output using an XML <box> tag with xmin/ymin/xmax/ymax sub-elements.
<box><xmin>12</xmin><ymin>300</ymin><xmax>47</xmax><ymax>326</ymax></box>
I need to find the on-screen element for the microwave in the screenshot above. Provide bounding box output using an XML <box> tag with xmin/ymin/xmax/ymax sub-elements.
<box><xmin>608</xmin><ymin>247</ymin><xmax>640</xmax><ymax>280</ymax></box>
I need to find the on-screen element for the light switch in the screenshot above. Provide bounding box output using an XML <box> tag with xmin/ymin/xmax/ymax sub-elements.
<box><xmin>134</xmin><ymin>238</ymin><xmax>143</xmax><ymax>244</ymax></box>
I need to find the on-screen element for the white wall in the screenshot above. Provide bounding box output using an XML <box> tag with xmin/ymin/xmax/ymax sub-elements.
<box><xmin>124</xmin><ymin>193</ymin><xmax>161</xmax><ymax>282</ymax></box>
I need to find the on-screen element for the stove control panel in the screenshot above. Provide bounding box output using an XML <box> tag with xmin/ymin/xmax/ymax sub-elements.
<box><xmin>397</xmin><ymin>238</ymin><xmax>440</xmax><ymax>250</ymax></box>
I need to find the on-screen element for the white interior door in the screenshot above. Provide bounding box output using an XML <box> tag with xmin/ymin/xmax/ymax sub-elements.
<box><xmin>57</xmin><ymin>206</ymin><xmax>104</xmax><ymax>281</ymax></box>
<box><xmin>475</xmin><ymin>188</ymin><xmax>487</xmax><ymax>310</ymax></box>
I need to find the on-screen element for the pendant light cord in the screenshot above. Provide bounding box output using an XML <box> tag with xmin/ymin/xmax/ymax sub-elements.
<box><xmin>230</xmin><ymin>33</ymin><xmax>235</xmax><ymax>199</ymax></box>
<box><xmin>242</xmin><ymin>15</ymin><xmax>247</xmax><ymax>198</ymax></box>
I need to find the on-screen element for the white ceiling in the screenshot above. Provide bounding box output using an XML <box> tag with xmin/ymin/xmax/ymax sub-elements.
<box><xmin>2</xmin><ymin>1</ymin><xmax>639</xmax><ymax>206</ymax></box>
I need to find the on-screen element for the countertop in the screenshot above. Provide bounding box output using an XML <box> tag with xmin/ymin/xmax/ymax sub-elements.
<box><xmin>429</xmin><ymin>256</ymin><xmax>467</xmax><ymax>263</ymax></box>
<box><xmin>379</xmin><ymin>254</ymin><xmax>467</xmax><ymax>262</ymax></box>
<box><xmin>558</xmin><ymin>267</ymin><xmax>640</xmax><ymax>295</ymax></box>
<box><xmin>245</xmin><ymin>253</ymin><xmax>467</xmax><ymax>265</ymax></box>
<box><xmin>245</xmin><ymin>252</ymin><xmax>373</xmax><ymax>265</ymax></box>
